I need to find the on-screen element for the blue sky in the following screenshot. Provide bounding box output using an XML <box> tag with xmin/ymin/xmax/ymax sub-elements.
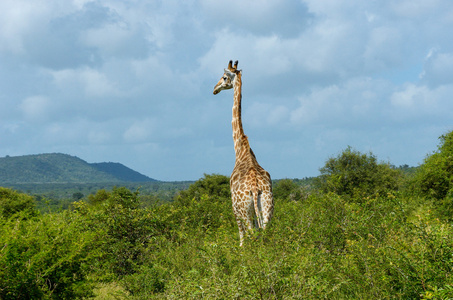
<box><xmin>1</xmin><ymin>0</ymin><xmax>452</xmax><ymax>181</ymax></box>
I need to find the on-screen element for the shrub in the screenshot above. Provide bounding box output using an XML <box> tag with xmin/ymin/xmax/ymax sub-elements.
<box><xmin>408</xmin><ymin>131</ymin><xmax>453</xmax><ymax>220</ymax></box>
<box><xmin>87</xmin><ymin>187</ymin><xmax>159</xmax><ymax>277</ymax></box>
<box><xmin>122</xmin><ymin>264</ymin><xmax>167</xmax><ymax>296</ymax></box>
<box><xmin>171</xmin><ymin>174</ymin><xmax>234</xmax><ymax>234</ymax></box>
<box><xmin>273</xmin><ymin>179</ymin><xmax>309</xmax><ymax>202</ymax></box>
<box><xmin>411</xmin><ymin>130</ymin><xmax>453</xmax><ymax>201</ymax></box>
<box><xmin>175</xmin><ymin>174</ymin><xmax>230</xmax><ymax>204</ymax></box>
<box><xmin>0</xmin><ymin>211</ymin><xmax>96</xmax><ymax>299</ymax></box>
<box><xmin>87</xmin><ymin>188</ymin><xmax>110</xmax><ymax>206</ymax></box>
<box><xmin>315</xmin><ymin>146</ymin><xmax>401</xmax><ymax>200</ymax></box>
<box><xmin>0</xmin><ymin>187</ymin><xmax>36</xmax><ymax>219</ymax></box>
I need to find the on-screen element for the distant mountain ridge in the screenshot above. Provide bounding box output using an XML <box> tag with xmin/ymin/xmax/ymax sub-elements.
<box><xmin>0</xmin><ymin>153</ymin><xmax>157</xmax><ymax>184</ymax></box>
<box><xmin>90</xmin><ymin>162</ymin><xmax>153</xmax><ymax>182</ymax></box>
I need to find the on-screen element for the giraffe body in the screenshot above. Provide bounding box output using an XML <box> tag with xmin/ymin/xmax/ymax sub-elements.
<box><xmin>213</xmin><ymin>60</ymin><xmax>274</xmax><ymax>246</ymax></box>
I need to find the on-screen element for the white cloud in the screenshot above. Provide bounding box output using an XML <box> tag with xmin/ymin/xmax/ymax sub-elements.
<box><xmin>123</xmin><ymin>118</ymin><xmax>155</xmax><ymax>143</ymax></box>
<box><xmin>390</xmin><ymin>83</ymin><xmax>453</xmax><ymax>122</ymax></box>
<box><xmin>389</xmin><ymin>0</ymin><xmax>444</xmax><ymax>19</ymax></box>
<box><xmin>390</xmin><ymin>84</ymin><xmax>428</xmax><ymax>108</ymax></box>
<box><xmin>1</xmin><ymin>0</ymin><xmax>453</xmax><ymax>180</ymax></box>
<box><xmin>0</xmin><ymin>0</ymin><xmax>52</xmax><ymax>54</ymax></box>
<box><xmin>290</xmin><ymin>78</ymin><xmax>390</xmax><ymax>127</ymax></box>
<box><xmin>88</xmin><ymin>130</ymin><xmax>112</xmax><ymax>145</ymax></box>
<box><xmin>421</xmin><ymin>51</ymin><xmax>453</xmax><ymax>86</ymax></box>
<box><xmin>19</xmin><ymin>96</ymin><xmax>53</xmax><ymax>122</ymax></box>
<box><xmin>247</xmin><ymin>102</ymin><xmax>290</xmax><ymax>128</ymax></box>
<box><xmin>200</xmin><ymin>0</ymin><xmax>311</xmax><ymax>37</ymax></box>
<box><xmin>363</xmin><ymin>26</ymin><xmax>404</xmax><ymax>71</ymax></box>
<box><xmin>51</xmin><ymin>67</ymin><xmax>119</xmax><ymax>99</ymax></box>
<box><xmin>81</xmin><ymin>20</ymin><xmax>149</xmax><ymax>59</ymax></box>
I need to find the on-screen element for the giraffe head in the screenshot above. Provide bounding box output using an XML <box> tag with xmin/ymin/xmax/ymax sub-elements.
<box><xmin>213</xmin><ymin>60</ymin><xmax>241</xmax><ymax>95</ymax></box>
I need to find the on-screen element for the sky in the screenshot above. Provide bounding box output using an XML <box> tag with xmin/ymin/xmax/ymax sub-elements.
<box><xmin>1</xmin><ymin>0</ymin><xmax>453</xmax><ymax>181</ymax></box>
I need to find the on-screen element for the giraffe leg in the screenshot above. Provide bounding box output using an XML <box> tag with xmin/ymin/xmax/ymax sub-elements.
<box><xmin>261</xmin><ymin>191</ymin><xmax>274</xmax><ymax>229</ymax></box>
<box><xmin>236</xmin><ymin>219</ymin><xmax>245</xmax><ymax>246</ymax></box>
<box><xmin>232</xmin><ymin>193</ymin><xmax>248</xmax><ymax>246</ymax></box>
<box><xmin>245</xmin><ymin>196</ymin><xmax>255</xmax><ymax>231</ymax></box>
<box><xmin>252</xmin><ymin>190</ymin><xmax>263</xmax><ymax>229</ymax></box>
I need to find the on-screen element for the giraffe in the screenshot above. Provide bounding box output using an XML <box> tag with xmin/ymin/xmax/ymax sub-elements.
<box><xmin>213</xmin><ymin>60</ymin><xmax>274</xmax><ymax>246</ymax></box>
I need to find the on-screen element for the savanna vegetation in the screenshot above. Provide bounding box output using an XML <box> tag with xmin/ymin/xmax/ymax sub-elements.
<box><xmin>1</xmin><ymin>131</ymin><xmax>453</xmax><ymax>299</ymax></box>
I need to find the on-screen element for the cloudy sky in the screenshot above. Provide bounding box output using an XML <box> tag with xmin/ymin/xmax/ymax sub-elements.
<box><xmin>1</xmin><ymin>0</ymin><xmax>452</xmax><ymax>181</ymax></box>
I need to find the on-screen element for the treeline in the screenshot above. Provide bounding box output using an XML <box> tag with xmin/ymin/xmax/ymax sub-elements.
<box><xmin>1</xmin><ymin>131</ymin><xmax>453</xmax><ymax>299</ymax></box>
<box><xmin>20</xmin><ymin>181</ymin><xmax>194</xmax><ymax>212</ymax></box>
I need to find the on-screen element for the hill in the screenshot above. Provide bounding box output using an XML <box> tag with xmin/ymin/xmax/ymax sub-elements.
<box><xmin>0</xmin><ymin>153</ymin><xmax>157</xmax><ymax>184</ymax></box>
<box><xmin>90</xmin><ymin>162</ymin><xmax>154</xmax><ymax>182</ymax></box>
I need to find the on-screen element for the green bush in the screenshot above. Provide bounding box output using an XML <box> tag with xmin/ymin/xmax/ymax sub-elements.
<box><xmin>411</xmin><ymin>131</ymin><xmax>453</xmax><ymax>200</ymax></box>
<box><xmin>0</xmin><ymin>211</ymin><xmax>96</xmax><ymax>299</ymax></box>
<box><xmin>85</xmin><ymin>187</ymin><xmax>160</xmax><ymax>277</ymax></box>
<box><xmin>122</xmin><ymin>264</ymin><xmax>167</xmax><ymax>297</ymax></box>
<box><xmin>175</xmin><ymin>174</ymin><xmax>230</xmax><ymax>204</ymax></box>
<box><xmin>86</xmin><ymin>188</ymin><xmax>110</xmax><ymax>206</ymax></box>
<box><xmin>409</xmin><ymin>130</ymin><xmax>453</xmax><ymax>220</ymax></box>
<box><xmin>154</xmin><ymin>175</ymin><xmax>236</xmax><ymax>246</ymax></box>
<box><xmin>273</xmin><ymin>179</ymin><xmax>309</xmax><ymax>202</ymax></box>
<box><xmin>141</xmin><ymin>189</ymin><xmax>425</xmax><ymax>299</ymax></box>
<box><xmin>4</xmin><ymin>154</ymin><xmax>453</xmax><ymax>300</ymax></box>
<box><xmin>0</xmin><ymin>187</ymin><xmax>36</xmax><ymax>219</ymax></box>
<box><xmin>315</xmin><ymin>146</ymin><xmax>401</xmax><ymax>200</ymax></box>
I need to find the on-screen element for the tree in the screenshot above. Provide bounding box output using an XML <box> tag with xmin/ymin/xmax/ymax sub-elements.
<box><xmin>171</xmin><ymin>174</ymin><xmax>235</xmax><ymax>233</ymax></box>
<box><xmin>0</xmin><ymin>187</ymin><xmax>36</xmax><ymax>219</ymax></box>
<box><xmin>273</xmin><ymin>179</ymin><xmax>308</xmax><ymax>201</ymax></box>
<box><xmin>87</xmin><ymin>189</ymin><xmax>110</xmax><ymax>206</ymax></box>
<box><xmin>175</xmin><ymin>174</ymin><xmax>230</xmax><ymax>205</ymax></box>
<box><xmin>412</xmin><ymin>130</ymin><xmax>453</xmax><ymax>201</ymax></box>
<box><xmin>87</xmin><ymin>187</ymin><xmax>155</xmax><ymax>277</ymax></box>
<box><xmin>0</xmin><ymin>210</ymin><xmax>96</xmax><ymax>299</ymax></box>
<box><xmin>315</xmin><ymin>147</ymin><xmax>401</xmax><ymax>199</ymax></box>
<box><xmin>72</xmin><ymin>192</ymin><xmax>84</xmax><ymax>201</ymax></box>
<box><xmin>410</xmin><ymin>131</ymin><xmax>453</xmax><ymax>220</ymax></box>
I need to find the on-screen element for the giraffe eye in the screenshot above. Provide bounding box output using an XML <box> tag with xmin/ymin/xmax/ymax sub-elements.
<box><xmin>223</xmin><ymin>76</ymin><xmax>227</xmax><ymax>80</ymax></box>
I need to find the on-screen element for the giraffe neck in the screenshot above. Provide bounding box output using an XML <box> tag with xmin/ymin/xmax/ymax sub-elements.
<box><xmin>232</xmin><ymin>72</ymin><xmax>245</xmax><ymax>156</ymax></box>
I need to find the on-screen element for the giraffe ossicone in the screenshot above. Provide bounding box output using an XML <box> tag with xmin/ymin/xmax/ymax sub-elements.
<box><xmin>213</xmin><ymin>60</ymin><xmax>274</xmax><ymax>246</ymax></box>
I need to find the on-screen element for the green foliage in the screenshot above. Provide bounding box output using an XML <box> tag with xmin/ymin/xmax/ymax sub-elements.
<box><xmin>409</xmin><ymin>130</ymin><xmax>453</xmax><ymax>221</ymax></box>
<box><xmin>4</xmin><ymin>132</ymin><xmax>453</xmax><ymax>299</ymax></box>
<box><xmin>273</xmin><ymin>179</ymin><xmax>309</xmax><ymax>201</ymax></box>
<box><xmin>0</xmin><ymin>211</ymin><xmax>96</xmax><ymax>299</ymax></box>
<box><xmin>175</xmin><ymin>174</ymin><xmax>230</xmax><ymax>204</ymax></box>
<box><xmin>7</xmin><ymin>181</ymin><xmax>192</xmax><ymax>210</ymax></box>
<box><xmin>0</xmin><ymin>187</ymin><xmax>36</xmax><ymax>219</ymax></box>
<box><xmin>159</xmin><ymin>174</ymin><xmax>235</xmax><ymax>242</ymax></box>
<box><xmin>84</xmin><ymin>187</ymin><xmax>159</xmax><ymax>278</ymax></box>
<box><xmin>87</xmin><ymin>189</ymin><xmax>110</xmax><ymax>206</ymax></box>
<box><xmin>3</xmin><ymin>175</ymin><xmax>453</xmax><ymax>299</ymax></box>
<box><xmin>315</xmin><ymin>146</ymin><xmax>401</xmax><ymax>200</ymax></box>
<box><xmin>121</xmin><ymin>264</ymin><xmax>167</xmax><ymax>296</ymax></box>
<box><xmin>412</xmin><ymin>131</ymin><xmax>453</xmax><ymax>200</ymax></box>
<box><xmin>125</xmin><ymin>189</ymin><xmax>453</xmax><ymax>299</ymax></box>
<box><xmin>72</xmin><ymin>192</ymin><xmax>84</xmax><ymax>201</ymax></box>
